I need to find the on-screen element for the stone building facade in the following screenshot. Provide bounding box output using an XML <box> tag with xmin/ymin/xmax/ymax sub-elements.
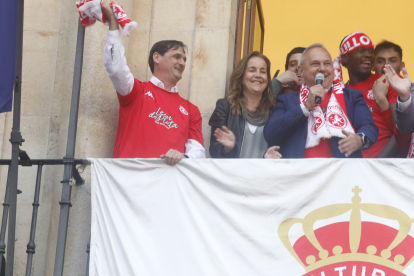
<box><xmin>0</xmin><ymin>0</ymin><xmax>238</xmax><ymax>274</ymax></box>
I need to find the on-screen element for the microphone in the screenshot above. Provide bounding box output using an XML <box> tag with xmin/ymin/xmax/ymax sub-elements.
<box><xmin>314</xmin><ymin>73</ymin><xmax>324</xmax><ymax>105</ymax></box>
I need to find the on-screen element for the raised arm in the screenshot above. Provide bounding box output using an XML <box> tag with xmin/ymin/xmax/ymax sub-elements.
<box><xmin>102</xmin><ymin>0</ymin><xmax>134</xmax><ymax>96</ymax></box>
<box><xmin>384</xmin><ymin>65</ymin><xmax>414</xmax><ymax>134</ymax></box>
<box><xmin>384</xmin><ymin>65</ymin><xmax>411</xmax><ymax>102</ymax></box>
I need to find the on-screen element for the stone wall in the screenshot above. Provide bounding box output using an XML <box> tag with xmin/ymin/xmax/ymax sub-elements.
<box><xmin>0</xmin><ymin>0</ymin><xmax>238</xmax><ymax>274</ymax></box>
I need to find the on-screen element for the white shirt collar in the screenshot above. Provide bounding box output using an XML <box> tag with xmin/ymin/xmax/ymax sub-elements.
<box><xmin>150</xmin><ymin>76</ymin><xmax>179</xmax><ymax>93</ymax></box>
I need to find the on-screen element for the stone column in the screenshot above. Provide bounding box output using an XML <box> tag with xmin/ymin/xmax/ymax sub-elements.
<box><xmin>190</xmin><ymin>0</ymin><xmax>238</xmax><ymax>156</ymax></box>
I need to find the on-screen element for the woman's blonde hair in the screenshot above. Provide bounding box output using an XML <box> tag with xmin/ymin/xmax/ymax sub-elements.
<box><xmin>227</xmin><ymin>51</ymin><xmax>274</xmax><ymax>116</ymax></box>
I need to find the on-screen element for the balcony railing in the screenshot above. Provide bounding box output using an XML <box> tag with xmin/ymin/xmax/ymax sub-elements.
<box><xmin>0</xmin><ymin>1</ymin><xmax>90</xmax><ymax>273</ymax></box>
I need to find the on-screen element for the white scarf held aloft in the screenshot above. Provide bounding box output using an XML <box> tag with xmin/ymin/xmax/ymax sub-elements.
<box><xmin>76</xmin><ymin>0</ymin><xmax>137</xmax><ymax>36</ymax></box>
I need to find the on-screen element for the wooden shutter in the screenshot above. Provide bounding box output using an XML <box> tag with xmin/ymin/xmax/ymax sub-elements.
<box><xmin>235</xmin><ymin>0</ymin><xmax>265</xmax><ymax>66</ymax></box>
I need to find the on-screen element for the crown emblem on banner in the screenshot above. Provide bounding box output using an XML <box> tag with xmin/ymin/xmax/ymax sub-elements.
<box><xmin>278</xmin><ymin>186</ymin><xmax>414</xmax><ymax>274</ymax></box>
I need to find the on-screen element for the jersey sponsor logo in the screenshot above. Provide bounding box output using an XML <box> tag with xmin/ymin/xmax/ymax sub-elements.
<box><xmin>179</xmin><ymin>106</ymin><xmax>188</xmax><ymax>115</ymax></box>
<box><xmin>148</xmin><ymin>107</ymin><xmax>179</xmax><ymax>129</ymax></box>
<box><xmin>145</xmin><ymin>91</ymin><xmax>154</xmax><ymax>100</ymax></box>
<box><xmin>367</xmin><ymin>90</ymin><xmax>374</xmax><ymax>100</ymax></box>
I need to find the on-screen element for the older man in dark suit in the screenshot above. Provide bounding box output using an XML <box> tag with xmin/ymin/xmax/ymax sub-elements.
<box><xmin>264</xmin><ymin>43</ymin><xmax>378</xmax><ymax>158</ymax></box>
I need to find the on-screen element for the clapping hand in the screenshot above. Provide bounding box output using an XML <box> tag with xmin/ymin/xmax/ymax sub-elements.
<box><xmin>214</xmin><ymin>126</ymin><xmax>236</xmax><ymax>153</ymax></box>
<box><xmin>384</xmin><ymin>64</ymin><xmax>411</xmax><ymax>102</ymax></box>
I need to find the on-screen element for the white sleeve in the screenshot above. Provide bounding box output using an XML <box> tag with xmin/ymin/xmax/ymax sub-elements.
<box><xmin>184</xmin><ymin>139</ymin><xmax>206</xmax><ymax>159</ymax></box>
<box><xmin>104</xmin><ymin>30</ymin><xmax>134</xmax><ymax>96</ymax></box>
<box><xmin>396</xmin><ymin>95</ymin><xmax>412</xmax><ymax>112</ymax></box>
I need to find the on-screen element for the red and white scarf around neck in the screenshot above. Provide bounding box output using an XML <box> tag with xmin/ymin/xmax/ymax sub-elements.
<box><xmin>299</xmin><ymin>82</ymin><xmax>355</xmax><ymax>148</ymax></box>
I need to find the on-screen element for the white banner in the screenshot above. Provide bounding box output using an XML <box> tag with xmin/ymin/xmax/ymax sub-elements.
<box><xmin>89</xmin><ymin>159</ymin><xmax>414</xmax><ymax>276</ymax></box>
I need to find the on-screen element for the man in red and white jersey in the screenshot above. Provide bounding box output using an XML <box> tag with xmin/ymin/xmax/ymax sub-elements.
<box><xmin>102</xmin><ymin>0</ymin><xmax>205</xmax><ymax>165</ymax></box>
<box><xmin>335</xmin><ymin>32</ymin><xmax>400</xmax><ymax>158</ymax></box>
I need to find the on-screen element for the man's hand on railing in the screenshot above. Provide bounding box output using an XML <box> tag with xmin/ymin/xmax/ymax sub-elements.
<box><xmin>161</xmin><ymin>149</ymin><xmax>185</xmax><ymax>166</ymax></box>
